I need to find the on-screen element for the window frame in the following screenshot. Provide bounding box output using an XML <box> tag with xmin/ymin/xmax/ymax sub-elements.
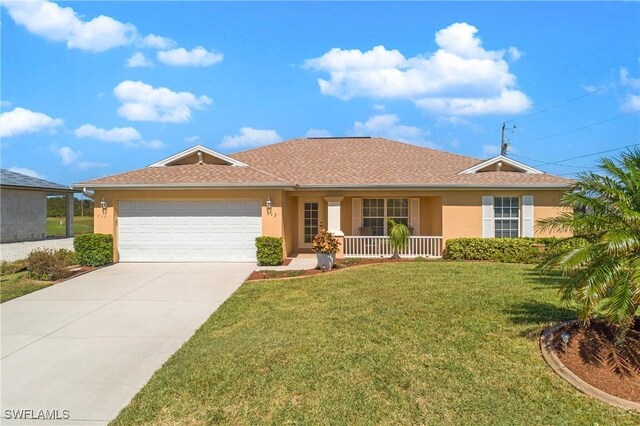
<box><xmin>493</xmin><ymin>196</ymin><xmax>520</xmax><ymax>238</ymax></box>
<box><xmin>362</xmin><ymin>198</ymin><xmax>409</xmax><ymax>236</ymax></box>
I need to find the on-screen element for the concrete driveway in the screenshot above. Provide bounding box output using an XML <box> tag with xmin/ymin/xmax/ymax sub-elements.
<box><xmin>1</xmin><ymin>262</ymin><xmax>255</xmax><ymax>425</ymax></box>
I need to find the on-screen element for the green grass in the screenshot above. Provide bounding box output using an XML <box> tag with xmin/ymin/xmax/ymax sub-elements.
<box><xmin>1</xmin><ymin>268</ymin><xmax>53</xmax><ymax>303</ymax></box>
<box><xmin>46</xmin><ymin>216</ymin><xmax>93</xmax><ymax>237</ymax></box>
<box><xmin>112</xmin><ymin>262</ymin><xmax>640</xmax><ymax>425</ymax></box>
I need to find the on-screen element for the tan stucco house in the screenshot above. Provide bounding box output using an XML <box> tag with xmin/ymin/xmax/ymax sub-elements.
<box><xmin>75</xmin><ymin>137</ymin><xmax>573</xmax><ymax>262</ymax></box>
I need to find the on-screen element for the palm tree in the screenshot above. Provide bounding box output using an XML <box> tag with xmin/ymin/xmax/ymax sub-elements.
<box><xmin>387</xmin><ymin>218</ymin><xmax>410</xmax><ymax>259</ymax></box>
<box><xmin>539</xmin><ymin>149</ymin><xmax>640</xmax><ymax>345</ymax></box>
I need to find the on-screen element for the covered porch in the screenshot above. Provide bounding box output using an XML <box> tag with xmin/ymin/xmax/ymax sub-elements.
<box><xmin>283</xmin><ymin>193</ymin><xmax>444</xmax><ymax>258</ymax></box>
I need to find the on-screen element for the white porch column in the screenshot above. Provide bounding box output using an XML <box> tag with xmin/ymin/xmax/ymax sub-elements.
<box><xmin>324</xmin><ymin>196</ymin><xmax>344</xmax><ymax>236</ymax></box>
<box><xmin>65</xmin><ymin>194</ymin><xmax>75</xmax><ymax>237</ymax></box>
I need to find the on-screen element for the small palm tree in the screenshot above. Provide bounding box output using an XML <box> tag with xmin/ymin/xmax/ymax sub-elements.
<box><xmin>539</xmin><ymin>149</ymin><xmax>640</xmax><ymax>345</ymax></box>
<box><xmin>387</xmin><ymin>218</ymin><xmax>410</xmax><ymax>259</ymax></box>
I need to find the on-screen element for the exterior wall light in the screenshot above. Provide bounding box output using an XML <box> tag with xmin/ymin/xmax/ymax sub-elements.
<box><xmin>100</xmin><ymin>198</ymin><xmax>108</xmax><ymax>214</ymax></box>
<box><xmin>266</xmin><ymin>196</ymin><xmax>272</xmax><ymax>214</ymax></box>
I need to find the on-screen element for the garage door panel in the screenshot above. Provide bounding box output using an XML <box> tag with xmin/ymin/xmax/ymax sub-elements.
<box><xmin>118</xmin><ymin>200</ymin><xmax>261</xmax><ymax>262</ymax></box>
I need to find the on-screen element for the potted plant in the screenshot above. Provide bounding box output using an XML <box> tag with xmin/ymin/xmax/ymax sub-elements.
<box><xmin>312</xmin><ymin>229</ymin><xmax>340</xmax><ymax>270</ymax></box>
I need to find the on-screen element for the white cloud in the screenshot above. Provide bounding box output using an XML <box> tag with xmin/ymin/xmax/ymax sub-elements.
<box><xmin>507</xmin><ymin>46</ymin><xmax>522</xmax><ymax>62</ymax></box>
<box><xmin>351</xmin><ymin>114</ymin><xmax>433</xmax><ymax>147</ymax></box>
<box><xmin>8</xmin><ymin>167</ymin><xmax>45</xmax><ymax>179</ymax></box>
<box><xmin>620</xmin><ymin>67</ymin><xmax>640</xmax><ymax>90</ymax></box>
<box><xmin>126</xmin><ymin>52</ymin><xmax>153</xmax><ymax>68</ymax></box>
<box><xmin>621</xmin><ymin>94</ymin><xmax>640</xmax><ymax>113</ymax></box>
<box><xmin>305</xmin><ymin>22</ymin><xmax>531</xmax><ymax>116</ymax></box>
<box><xmin>157</xmin><ymin>46</ymin><xmax>223</xmax><ymax>67</ymax></box>
<box><xmin>74</xmin><ymin>123</ymin><xmax>164</xmax><ymax>149</ymax></box>
<box><xmin>57</xmin><ymin>146</ymin><xmax>81</xmax><ymax>165</ymax></box>
<box><xmin>138</xmin><ymin>139</ymin><xmax>165</xmax><ymax>149</ymax></box>
<box><xmin>620</xmin><ymin>65</ymin><xmax>640</xmax><ymax>112</ymax></box>
<box><xmin>75</xmin><ymin>124</ymin><xmax>141</xmax><ymax>142</ymax></box>
<box><xmin>373</xmin><ymin>104</ymin><xmax>386</xmax><ymax>111</ymax></box>
<box><xmin>183</xmin><ymin>135</ymin><xmax>201</xmax><ymax>143</ymax></box>
<box><xmin>1</xmin><ymin>100</ymin><xmax>12</xmax><ymax>109</ymax></box>
<box><xmin>219</xmin><ymin>127</ymin><xmax>282</xmax><ymax>149</ymax></box>
<box><xmin>305</xmin><ymin>128</ymin><xmax>331</xmax><ymax>138</ymax></box>
<box><xmin>482</xmin><ymin>144</ymin><xmax>500</xmax><ymax>157</ymax></box>
<box><xmin>78</xmin><ymin>161</ymin><xmax>108</xmax><ymax>170</ymax></box>
<box><xmin>1</xmin><ymin>0</ymin><xmax>136</xmax><ymax>52</ymax></box>
<box><xmin>137</xmin><ymin>33</ymin><xmax>176</xmax><ymax>50</ymax></box>
<box><xmin>113</xmin><ymin>80</ymin><xmax>212</xmax><ymax>123</ymax></box>
<box><xmin>0</xmin><ymin>107</ymin><xmax>63</xmax><ymax>137</ymax></box>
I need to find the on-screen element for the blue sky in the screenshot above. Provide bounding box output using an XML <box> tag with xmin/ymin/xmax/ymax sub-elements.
<box><xmin>1</xmin><ymin>1</ymin><xmax>639</xmax><ymax>186</ymax></box>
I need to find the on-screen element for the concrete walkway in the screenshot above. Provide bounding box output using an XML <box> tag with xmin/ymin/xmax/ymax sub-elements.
<box><xmin>256</xmin><ymin>253</ymin><xmax>318</xmax><ymax>271</ymax></box>
<box><xmin>0</xmin><ymin>238</ymin><xmax>75</xmax><ymax>262</ymax></box>
<box><xmin>1</xmin><ymin>262</ymin><xmax>255</xmax><ymax>425</ymax></box>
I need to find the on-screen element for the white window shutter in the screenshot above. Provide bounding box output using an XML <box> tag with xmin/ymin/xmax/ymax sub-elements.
<box><xmin>352</xmin><ymin>198</ymin><xmax>362</xmax><ymax>236</ymax></box>
<box><xmin>410</xmin><ymin>198</ymin><xmax>420</xmax><ymax>235</ymax></box>
<box><xmin>482</xmin><ymin>196</ymin><xmax>494</xmax><ymax>238</ymax></box>
<box><xmin>522</xmin><ymin>195</ymin><xmax>534</xmax><ymax>237</ymax></box>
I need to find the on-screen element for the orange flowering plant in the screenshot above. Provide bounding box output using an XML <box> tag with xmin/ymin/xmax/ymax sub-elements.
<box><xmin>312</xmin><ymin>229</ymin><xmax>340</xmax><ymax>254</ymax></box>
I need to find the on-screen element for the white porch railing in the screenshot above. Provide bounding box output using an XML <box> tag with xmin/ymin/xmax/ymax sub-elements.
<box><xmin>343</xmin><ymin>236</ymin><xmax>443</xmax><ymax>258</ymax></box>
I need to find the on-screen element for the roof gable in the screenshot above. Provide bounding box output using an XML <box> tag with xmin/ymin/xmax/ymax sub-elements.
<box><xmin>458</xmin><ymin>155</ymin><xmax>543</xmax><ymax>175</ymax></box>
<box><xmin>148</xmin><ymin>145</ymin><xmax>248</xmax><ymax>168</ymax></box>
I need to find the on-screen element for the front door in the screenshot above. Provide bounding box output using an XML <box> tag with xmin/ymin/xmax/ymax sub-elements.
<box><xmin>298</xmin><ymin>198</ymin><xmax>323</xmax><ymax>249</ymax></box>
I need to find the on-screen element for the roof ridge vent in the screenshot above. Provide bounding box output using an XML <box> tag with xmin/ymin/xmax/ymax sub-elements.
<box><xmin>306</xmin><ymin>136</ymin><xmax>372</xmax><ymax>140</ymax></box>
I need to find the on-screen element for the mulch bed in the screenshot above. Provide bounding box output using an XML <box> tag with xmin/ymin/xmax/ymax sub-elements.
<box><xmin>246</xmin><ymin>257</ymin><xmax>416</xmax><ymax>281</ymax></box>
<box><xmin>553</xmin><ymin>318</ymin><xmax>640</xmax><ymax>403</ymax></box>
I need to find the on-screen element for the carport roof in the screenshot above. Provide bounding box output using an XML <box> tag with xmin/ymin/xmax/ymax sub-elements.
<box><xmin>0</xmin><ymin>169</ymin><xmax>77</xmax><ymax>193</ymax></box>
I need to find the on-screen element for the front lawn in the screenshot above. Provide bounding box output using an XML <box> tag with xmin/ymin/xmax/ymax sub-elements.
<box><xmin>112</xmin><ymin>262</ymin><xmax>640</xmax><ymax>425</ymax></box>
<box><xmin>47</xmin><ymin>216</ymin><xmax>93</xmax><ymax>237</ymax></box>
<box><xmin>1</xmin><ymin>270</ymin><xmax>53</xmax><ymax>303</ymax></box>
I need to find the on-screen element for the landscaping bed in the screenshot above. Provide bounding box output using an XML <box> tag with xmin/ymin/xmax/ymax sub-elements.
<box><xmin>1</xmin><ymin>258</ymin><xmax>95</xmax><ymax>303</ymax></box>
<box><xmin>552</xmin><ymin>318</ymin><xmax>640</xmax><ymax>403</ymax></box>
<box><xmin>247</xmin><ymin>257</ymin><xmax>417</xmax><ymax>281</ymax></box>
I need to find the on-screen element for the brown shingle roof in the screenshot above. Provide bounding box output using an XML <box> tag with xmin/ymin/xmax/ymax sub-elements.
<box><xmin>79</xmin><ymin>164</ymin><xmax>288</xmax><ymax>187</ymax></box>
<box><xmin>77</xmin><ymin>137</ymin><xmax>574</xmax><ymax>188</ymax></box>
<box><xmin>232</xmin><ymin>137</ymin><xmax>574</xmax><ymax>187</ymax></box>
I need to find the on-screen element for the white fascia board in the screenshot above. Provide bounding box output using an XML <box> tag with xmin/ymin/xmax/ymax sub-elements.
<box><xmin>458</xmin><ymin>155</ymin><xmax>543</xmax><ymax>174</ymax></box>
<box><xmin>147</xmin><ymin>145</ymin><xmax>248</xmax><ymax>168</ymax></box>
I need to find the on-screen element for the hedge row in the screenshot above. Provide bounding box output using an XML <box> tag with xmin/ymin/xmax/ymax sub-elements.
<box><xmin>444</xmin><ymin>237</ymin><xmax>586</xmax><ymax>264</ymax></box>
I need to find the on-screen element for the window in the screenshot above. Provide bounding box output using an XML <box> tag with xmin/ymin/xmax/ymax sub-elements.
<box><xmin>303</xmin><ymin>202</ymin><xmax>319</xmax><ymax>243</ymax></box>
<box><xmin>363</xmin><ymin>199</ymin><xmax>385</xmax><ymax>236</ymax></box>
<box><xmin>387</xmin><ymin>198</ymin><xmax>409</xmax><ymax>227</ymax></box>
<box><xmin>494</xmin><ymin>196</ymin><xmax>519</xmax><ymax>238</ymax></box>
<box><xmin>362</xmin><ymin>198</ymin><xmax>409</xmax><ymax>236</ymax></box>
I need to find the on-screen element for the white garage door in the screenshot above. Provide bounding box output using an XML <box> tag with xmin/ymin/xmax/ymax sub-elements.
<box><xmin>118</xmin><ymin>200</ymin><xmax>261</xmax><ymax>262</ymax></box>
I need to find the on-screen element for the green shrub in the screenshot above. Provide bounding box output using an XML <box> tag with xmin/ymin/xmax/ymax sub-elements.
<box><xmin>255</xmin><ymin>236</ymin><xmax>283</xmax><ymax>266</ymax></box>
<box><xmin>27</xmin><ymin>248</ymin><xmax>75</xmax><ymax>281</ymax></box>
<box><xmin>444</xmin><ymin>237</ymin><xmax>587</xmax><ymax>264</ymax></box>
<box><xmin>74</xmin><ymin>234</ymin><xmax>113</xmax><ymax>266</ymax></box>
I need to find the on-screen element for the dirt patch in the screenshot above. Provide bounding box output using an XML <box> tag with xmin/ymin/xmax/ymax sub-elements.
<box><xmin>247</xmin><ymin>257</ymin><xmax>420</xmax><ymax>281</ymax></box>
<box><xmin>552</xmin><ymin>318</ymin><xmax>640</xmax><ymax>403</ymax></box>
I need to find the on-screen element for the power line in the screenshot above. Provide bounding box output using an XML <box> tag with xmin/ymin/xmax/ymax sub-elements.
<box><xmin>520</xmin><ymin>111</ymin><xmax>640</xmax><ymax>144</ymax></box>
<box><xmin>511</xmin><ymin>143</ymin><xmax>640</xmax><ymax>167</ymax></box>
<box><xmin>516</xmin><ymin>87</ymin><xmax>608</xmax><ymax>121</ymax></box>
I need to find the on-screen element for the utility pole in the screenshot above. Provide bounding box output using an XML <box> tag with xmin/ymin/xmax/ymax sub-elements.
<box><xmin>500</xmin><ymin>122</ymin><xmax>508</xmax><ymax>156</ymax></box>
<box><xmin>500</xmin><ymin>122</ymin><xmax>516</xmax><ymax>156</ymax></box>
